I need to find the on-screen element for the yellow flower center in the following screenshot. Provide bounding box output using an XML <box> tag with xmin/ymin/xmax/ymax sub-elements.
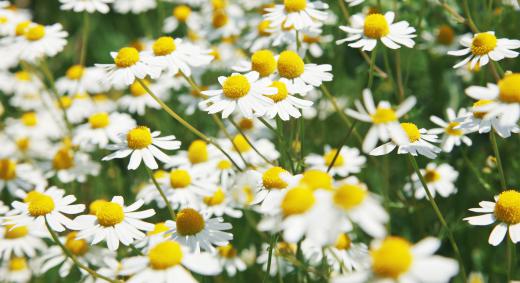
<box><xmin>0</xmin><ymin>159</ymin><xmax>16</xmax><ymax>180</ymax></box>
<box><xmin>232</xmin><ymin>134</ymin><xmax>251</xmax><ymax>153</ymax></box>
<box><xmin>424</xmin><ymin>169</ymin><xmax>441</xmax><ymax>183</ymax></box>
<box><xmin>66</xmin><ymin>65</ymin><xmax>84</xmax><ymax>80</ymax></box>
<box><xmin>52</xmin><ymin>147</ymin><xmax>74</xmax><ymax>170</ymax></box>
<box><xmin>436</xmin><ymin>25</ymin><xmax>455</xmax><ymax>46</ymax></box>
<box><xmin>126</xmin><ymin>126</ymin><xmax>152</xmax><ymax>149</ymax></box>
<box><xmin>170</xmin><ymin>169</ymin><xmax>191</xmax><ymax>189</ymax></box>
<box><xmin>281</xmin><ymin>186</ymin><xmax>315</xmax><ymax>216</ymax></box>
<box><xmin>114</xmin><ymin>47</ymin><xmax>140</xmax><ymax>68</ymax></box>
<box><xmin>401</xmin><ymin>123</ymin><xmax>421</xmax><ymax>142</ymax></box>
<box><xmin>148</xmin><ymin>241</ymin><xmax>183</xmax><ymax>270</ymax></box>
<box><xmin>371</xmin><ymin>237</ymin><xmax>413</xmax><ymax>278</ymax></box>
<box><xmin>175</xmin><ymin>208</ymin><xmax>205</xmax><ymax>235</ymax></box>
<box><xmin>15</xmin><ymin>21</ymin><xmax>30</xmax><ymax>36</ymax></box>
<box><xmin>333</xmin><ymin>184</ymin><xmax>367</xmax><ymax>210</ymax></box>
<box><xmin>4</xmin><ymin>225</ymin><xmax>28</xmax><ymax>239</ymax></box>
<box><xmin>153</xmin><ymin>36</ymin><xmax>176</xmax><ymax>56</ymax></box>
<box><xmin>218</xmin><ymin>244</ymin><xmax>238</xmax><ymax>258</ymax></box>
<box><xmin>494</xmin><ymin>190</ymin><xmax>520</xmax><ymax>224</ymax></box>
<box><xmin>65</xmin><ymin>232</ymin><xmax>89</xmax><ymax>256</ymax></box>
<box><xmin>371</xmin><ymin>107</ymin><xmax>397</xmax><ymax>124</ymax></box>
<box><xmin>257</xmin><ymin>20</ymin><xmax>272</xmax><ymax>36</ymax></box>
<box><xmin>445</xmin><ymin>122</ymin><xmax>463</xmax><ymax>136</ymax></box>
<box><xmin>222</xmin><ymin>75</ymin><xmax>251</xmax><ymax>99</ymax></box>
<box><xmin>212</xmin><ymin>0</ymin><xmax>227</xmax><ymax>10</ymax></box>
<box><xmin>89</xmin><ymin>199</ymin><xmax>108</xmax><ymax>215</ymax></box>
<box><xmin>284</xmin><ymin>0</ymin><xmax>307</xmax><ymax>12</ymax></box>
<box><xmin>147</xmin><ymin>222</ymin><xmax>169</xmax><ymax>236</ymax></box>
<box><xmin>335</xmin><ymin>234</ymin><xmax>352</xmax><ymax>250</ymax></box>
<box><xmin>25</xmin><ymin>24</ymin><xmax>45</xmax><ymax>41</ymax></box>
<box><xmin>251</xmin><ymin>50</ymin><xmax>276</xmax><ymax>77</ymax></box>
<box><xmin>28</xmin><ymin>194</ymin><xmax>55</xmax><ymax>216</ymax></box>
<box><xmin>21</xmin><ymin>112</ymin><xmax>37</xmax><ymax>127</ymax></box>
<box><xmin>188</xmin><ymin>140</ymin><xmax>208</xmax><ymax>164</ymax></box>
<box><xmin>471</xmin><ymin>33</ymin><xmax>497</xmax><ymax>56</ymax></box>
<box><xmin>262</xmin><ymin>166</ymin><xmax>289</xmax><ymax>190</ymax></box>
<box><xmin>130</xmin><ymin>79</ymin><xmax>149</xmax><ymax>96</ymax></box>
<box><xmin>16</xmin><ymin>137</ymin><xmax>30</xmax><ymax>152</ymax></box>
<box><xmin>300</xmin><ymin>169</ymin><xmax>333</xmax><ymax>190</ymax></box>
<box><xmin>24</xmin><ymin>191</ymin><xmax>43</xmax><ymax>203</ymax></box>
<box><xmin>15</xmin><ymin>70</ymin><xmax>31</xmax><ymax>81</ymax></box>
<box><xmin>59</xmin><ymin>96</ymin><xmax>73</xmax><ymax>109</ymax></box>
<box><xmin>203</xmin><ymin>188</ymin><xmax>226</xmax><ymax>206</ymax></box>
<box><xmin>212</xmin><ymin>11</ymin><xmax>229</xmax><ymax>28</ymax></box>
<box><xmin>96</xmin><ymin>202</ymin><xmax>125</xmax><ymax>227</ymax></box>
<box><xmin>173</xmin><ymin>5</ymin><xmax>191</xmax><ymax>22</ymax></box>
<box><xmin>277</xmin><ymin>50</ymin><xmax>305</xmax><ymax>79</ymax></box>
<box><xmin>364</xmin><ymin>14</ymin><xmax>390</xmax><ymax>39</ymax></box>
<box><xmin>8</xmin><ymin>257</ymin><xmax>27</xmax><ymax>271</ymax></box>
<box><xmin>498</xmin><ymin>73</ymin><xmax>520</xmax><ymax>103</ymax></box>
<box><xmin>89</xmin><ymin>112</ymin><xmax>110</xmax><ymax>129</ymax></box>
<box><xmin>238</xmin><ymin>118</ymin><xmax>254</xmax><ymax>130</ymax></box>
<box><xmin>267</xmin><ymin>81</ymin><xmax>289</xmax><ymax>102</ymax></box>
<box><xmin>323</xmin><ymin>149</ymin><xmax>344</xmax><ymax>167</ymax></box>
<box><xmin>472</xmin><ymin>99</ymin><xmax>492</xmax><ymax>119</ymax></box>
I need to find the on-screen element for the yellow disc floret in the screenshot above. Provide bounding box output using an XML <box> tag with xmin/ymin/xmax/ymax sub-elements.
<box><xmin>262</xmin><ymin>166</ymin><xmax>289</xmax><ymax>190</ymax></box>
<box><xmin>89</xmin><ymin>112</ymin><xmax>110</xmax><ymax>129</ymax></box>
<box><xmin>436</xmin><ymin>25</ymin><xmax>455</xmax><ymax>46</ymax></box>
<box><xmin>472</xmin><ymin>99</ymin><xmax>492</xmax><ymax>119</ymax></box>
<box><xmin>66</xmin><ymin>65</ymin><xmax>85</xmax><ymax>80</ymax></box>
<box><xmin>21</xmin><ymin>112</ymin><xmax>37</xmax><ymax>127</ymax></box>
<box><xmin>257</xmin><ymin>20</ymin><xmax>272</xmax><ymax>36</ymax></box>
<box><xmin>335</xmin><ymin>233</ymin><xmax>352</xmax><ymax>250</ymax></box>
<box><xmin>16</xmin><ymin>137</ymin><xmax>30</xmax><ymax>152</ymax></box>
<box><xmin>130</xmin><ymin>79</ymin><xmax>149</xmax><ymax>96</ymax></box>
<box><xmin>173</xmin><ymin>5</ymin><xmax>191</xmax><ymax>22</ymax></box>
<box><xmin>498</xmin><ymin>73</ymin><xmax>520</xmax><ymax>103</ymax></box>
<box><xmin>222</xmin><ymin>75</ymin><xmax>251</xmax><ymax>99</ymax></box>
<box><xmin>114</xmin><ymin>47</ymin><xmax>140</xmax><ymax>68</ymax></box>
<box><xmin>268</xmin><ymin>81</ymin><xmax>289</xmax><ymax>102</ymax></box>
<box><xmin>147</xmin><ymin>222</ymin><xmax>169</xmax><ymax>236</ymax></box>
<box><xmin>52</xmin><ymin>147</ymin><xmax>74</xmax><ymax>170</ymax></box>
<box><xmin>277</xmin><ymin>50</ymin><xmax>305</xmax><ymax>79</ymax></box>
<box><xmin>175</xmin><ymin>208</ymin><xmax>205</xmax><ymax>236</ymax></box>
<box><xmin>371</xmin><ymin>237</ymin><xmax>413</xmax><ymax>279</ymax></box>
<box><xmin>284</xmin><ymin>0</ymin><xmax>307</xmax><ymax>12</ymax></box>
<box><xmin>218</xmin><ymin>244</ymin><xmax>238</xmax><ymax>258</ymax></box>
<box><xmin>153</xmin><ymin>36</ymin><xmax>176</xmax><ymax>56</ymax></box>
<box><xmin>65</xmin><ymin>232</ymin><xmax>89</xmax><ymax>256</ymax></box>
<box><xmin>364</xmin><ymin>14</ymin><xmax>390</xmax><ymax>39</ymax></box>
<box><xmin>204</xmin><ymin>188</ymin><xmax>226</xmax><ymax>206</ymax></box>
<box><xmin>15</xmin><ymin>70</ymin><xmax>31</xmax><ymax>81</ymax></box>
<box><xmin>15</xmin><ymin>21</ymin><xmax>30</xmax><ymax>36</ymax></box>
<box><xmin>89</xmin><ymin>199</ymin><xmax>108</xmax><ymax>215</ymax></box>
<box><xmin>323</xmin><ymin>149</ymin><xmax>344</xmax><ymax>167</ymax></box>
<box><xmin>126</xmin><ymin>126</ymin><xmax>152</xmax><ymax>149</ymax></box>
<box><xmin>232</xmin><ymin>134</ymin><xmax>251</xmax><ymax>153</ymax></box>
<box><xmin>96</xmin><ymin>202</ymin><xmax>125</xmax><ymax>227</ymax></box>
<box><xmin>300</xmin><ymin>170</ymin><xmax>333</xmax><ymax>190</ymax></box>
<box><xmin>494</xmin><ymin>190</ymin><xmax>520</xmax><ymax>224</ymax></box>
<box><xmin>0</xmin><ymin>159</ymin><xmax>16</xmax><ymax>180</ymax></box>
<box><xmin>251</xmin><ymin>50</ymin><xmax>276</xmax><ymax>77</ymax></box>
<box><xmin>471</xmin><ymin>33</ymin><xmax>497</xmax><ymax>56</ymax></box>
<box><xmin>445</xmin><ymin>122</ymin><xmax>463</xmax><ymax>136</ymax></box>
<box><xmin>170</xmin><ymin>169</ymin><xmax>191</xmax><ymax>189</ymax></box>
<box><xmin>28</xmin><ymin>194</ymin><xmax>55</xmax><ymax>216</ymax></box>
<box><xmin>401</xmin><ymin>123</ymin><xmax>421</xmax><ymax>143</ymax></box>
<box><xmin>25</xmin><ymin>24</ymin><xmax>45</xmax><ymax>41</ymax></box>
<box><xmin>8</xmin><ymin>257</ymin><xmax>27</xmax><ymax>271</ymax></box>
<box><xmin>371</xmin><ymin>108</ymin><xmax>397</xmax><ymax>124</ymax></box>
<box><xmin>424</xmin><ymin>169</ymin><xmax>441</xmax><ymax>183</ymax></box>
<box><xmin>148</xmin><ymin>241</ymin><xmax>183</xmax><ymax>270</ymax></box>
<box><xmin>212</xmin><ymin>11</ymin><xmax>228</xmax><ymax>28</ymax></box>
<box><xmin>281</xmin><ymin>186</ymin><xmax>315</xmax><ymax>216</ymax></box>
<box><xmin>4</xmin><ymin>225</ymin><xmax>29</xmax><ymax>239</ymax></box>
<box><xmin>334</xmin><ymin>184</ymin><xmax>367</xmax><ymax>210</ymax></box>
<box><xmin>188</xmin><ymin>140</ymin><xmax>208</xmax><ymax>164</ymax></box>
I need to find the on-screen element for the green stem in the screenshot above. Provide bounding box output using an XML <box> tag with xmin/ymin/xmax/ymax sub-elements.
<box><xmin>461</xmin><ymin>149</ymin><xmax>493</xmax><ymax>192</ymax></box>
<box><xmin>228</xmin><ymin>119</ymin><xmax>275</xmax><ymax>166</ymax></box>
<box><xmin>462</xmin><ymin>0</ymin><xmax>479</xmax><ymax>33</ymax></box>
<box><xmin>146</xmin><ymin>167</ymin><xmax>176</xmax><ymax>220</ymax></box>
<box><xmin>490</xmin><ymin>131</ymin><xmax>507</xmax><ymax>190</ymax></box>
<box><xmin>211</xmin><ymin>116</ymin><xmax>250</xmax><ymax>168</ymax></box>
<box><xmin>263</xmin><ymin>234</ymin><xmax>278</xmax><ymax>283</ymax></box>
<box><xmin>79</xmin><ymin>11</ymin><xmax>90</xmax><ymax>66</ymax></box>
<box><xmin>367</xmin><ymin>47</ymin><xmax>378</xmax><ymax>89</ymax></box>
<box><xmin>507</xmin><ymin>239</ymin><xmax>513</xmax><ymax>282</ymax></box>
<box><xmin>326</xmin><ymin>121</ymin><xmax>358</xmax><ymax>172</ymax></box>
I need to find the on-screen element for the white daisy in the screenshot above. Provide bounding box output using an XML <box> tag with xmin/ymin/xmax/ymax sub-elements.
<box><xmin>56</xmin><ymin>65</ymin><xmax>110</xmax><ymax>95</ymax></box>
<box><xmin>117</xmin><ymin>79</ymin><xmax>164</xmax><ymax>116</ymax></box>
<box><xmin>162</xmin><ymin>5</ymin><xmax>201</xmax><ymax>34</ymax></box>
<box><xmin>264</xmin><ymin>80</ymin><xmax>313</xmax><ymax>120</ymax></box>
<box><xmin>0</xmin><ymin>257</ymin><xmax>32</xmax><ymax>283</ymax></box>
<box><xmin>0</xmin><ymin>222</ymin><xmax>46</xmax><ymax>259</ymax></box>
<box><xmin>44</xmin><ymin>146</ymin><xmax>100</xmax><ymax>183</ymax></box>
<box><xmin>264</xmin><ymin>0</ymin><xmax>329</xmax><ymax>31</ymax></box>
<box><xmin>429</xmin><ymin>108</ymin><xmax>473</xmax><ymax>152</ymax></box>
<box><xmin>218</xmin><ymin>135</ymin><xmax>280</xmax><ymax>168</ymax></box>
<box><xmin>73</xmin><ymin>112</ymin><xmax>136</xmax><ymax>150</ymax></box>
<box><xmin>305</xmin><ymin>145</ymin><xmax>366</xmax><ymax>177</ymax></box>
<box><xmin>456</xmin><ymin>100</ymin><xmax>520</xmax><ymax>138</ymax></box>
<box><xmin>0</xmin><ymin>159</ymin><xmax>47</xmax><ymax>196</ymax></box>
<box><xmin>215</xmin><ymin>244</ymin><xmax>247</xmax><ymax>276</ymax></box>
<box><xmin>59</xmin><ymin>0</ymin><xmax>114</xmax><ymax>13</ymax></box>
<box><xmin>404</xmin><ymin>163</ymin><xmax>459</xmax><ymax>199</ymax></box>
<box><xmin>200</xmin><ymin>187</ymin><xmax>243</xmax><ymax>219</ymax></box>
<box><xmin>17</xmin><ymin>23</ymin><xmax>68</xmax><ymax>63</ymax></box>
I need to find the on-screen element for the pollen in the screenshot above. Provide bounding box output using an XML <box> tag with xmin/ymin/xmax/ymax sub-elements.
<box><xmin>281</xmin><ymin>186</ymin><xmax>316</xmax><ymax>216</ymax></box>
<box><xmin>21</xmin><ymin>112</ymin><xmax>38</xmax><ymax>127</ymax></box>
<box><xmin>66</xmin><ymin>65</ymin><xmax>84</xmax><ymax>80</ymax></box>
<box><xmin>401</xmin><ymin>123</ymin><xmax>421</xmax><ymax>143</ymax></box>
<box><xmin>15</xmin><ymin>70</ymin><xmax>32</xmax><ymax>81</ymax></box>
<box><xmin>494</xmin><ymin>190</ymin><xmax>520</xmax><ymax>224</ymax></box>
<box><xmin>8</xmin><ymin>257</ymin><xmax>27</xmax><ymax>271</ymax></box>
<box><xmin>333</xmin><ymin>184</ymin><xmax>367</xmax><ymax>210</ymax></box>
<box><xmin>203</xmin><ymin>188</ymin><xmax>226</xmax><ymax>206</ymax></box>
<box><xmin>147</xmin><ymin>222</ymin><xmax>169</xmax><ymax>236</ymax></box>
<box><xmin>471</xmin><ymin>33</ymin><xmax>497</xmax><ymax>56</ymax></box>
<box><xmin>445</xmin><ymin>122</ymin><xmax>463</xmax><ymax>136</ymax></box>
<box><xmin>173</xmin><ymin>5</ymin><xmax>191</xmax><ymax>22</ymax></box>
<box><xmin>284</xmin><ymin>0</ymin><xmax>307</xmax><ymax>12</ymax></box>
<box><xmin>371</xmin><ymin>108</ymin><xmax>397</xmax><ymax>124</ymax></box>
<box><xmin>15</xmin><ymin>21</ymin><xmax>30</xmax><ymax>36</ymax></box>
<box><xmin>114</xmin><ymin>47</ymin><xmax>140</xmax><ymax>68</ymax></box>
<box><xmin>28</xmin><ymin>194</ymin><xmax>55</xmax><ymax>216</ymax></box>
<box><xmin>4</xmin><ymin>225</ymin><xmax>29</xmax><ymax>239</ymax></box>
<box><xmin>153</xmin><ymin>36</ymin><xmax>176</xmax><ymax>56</ymax></box>
<box><xmin>262</xmin><ymin>166</ymin><xmax>289</xmax><ymax>190</ymax></box>
<box><xmin>175</xmin><ymin>208</ymin><xmax>206</xmax><ymax>236</ymax></box>
<box><xmin>218</xmin><ymin>244</ymin><xmax>238</xmax><ymax>258</ymax></box>
<box><xmin>65</xmin><ymin>232</ymin><xmax>89</xmax><ymax>256</ymax></box>
<box><xmin>424</xmin><ymin>169</ymin><xmax>441</xmax><ymax>183</ymax></box>
<box><xmin>335</xmin><ymin>233</ymin><xmax>352</xmax><ymax>250</ymax></box>
<box><xmin>257</xmin><ymin>20</ymin><xmax>272</xmax><ymax>36</ymax></box>
<box><xmin>223</xmin><ymin>75</ymin><xmax>251</xmax><ymax>99</ymax></box>
<box><xmin>363</xmin><ymin>14</ymin><xmax>390</xmax><ymax>39</ymax></box>
<box><xmin>96</xmin><ymin>202</ymin><xmax>125</xmax><ymax>227</ymax></box>
<box><xmin>148</xmin><ymin>241</ymin><xmax>183</xmax><ymax>270</ymax></box>
<box><xmin>251</xmin><ymin>50</ymin><xmax>276</xmax><ymax>77</ymax></box>
<box><xmin>0</xmin><ymin>159</ymin><xmax>16</xmax><ymax>180</ymax></box>
<box><xmin>89</xmin><ymin>199</ymin><xmax>109</xmax><ymax>215</ymax></box>
<box><xmin>436</xmin><ymin>25</ymin><xmax>455</xmax><ymax>46</ymax></box>
<box><xmin>323</xmin><ymin>149</ymin><xmax>344</xmax><ymax>167</ymax></box>
<box><xmin>300</xmin><ymin>169</ymin><xmax>333</xmax><ymax>190</ymax></box>
<box><xmin>52</xmin><ymin>147</ymin><xmax>74</xmax><ymax>170</ymax></box>
<box><xmin>277</xmin><ymin>50</ymin><xmax>305</xmax><ymax>79</ymax></box>
<box><xmin>89</xmin><ymin>112</ymin><xmax>110</xmax><ymax>129</ymax></box>
<box><xmin>170</xmin><ymin>169</ymin><xmax>192</xmax><ymax>189</ymax></box>
<box><xmin>498</xmin><ymin>73</ymin><xmax>520</xmax><ymax>103</ymax></box>
<box><xmin>130</xmin><ymin>79</ymin><xmax>149</xmax><ymax>96</ymax></box>
<box><xmin>232</xmin><ymin>134</ymin><xmax>252</xmax><ymax>153</ymax></box>
<box><xmin>371</xmin><ymin>237</ymin><xmax>413</xmax><ymax>279</ymax></box>
<box><xmin>267</xmin><ymin>81</ymin><xmax>289</xmax><ymax>102</ymax></box>
<box><xmin>25</xmin><ymin>24</ymin><xmax>45</xmax><ymax>41</ymax></box>
<box><xmin>212</xmin><ymin>10</ymin><xmax>229</xmax><ymax>28</ymax></box>
<box><xmin>126</xmin><ymin>126</ymin><xmax>153</xmax><ymax>149</ymax></box>
<box><xmin>472</xmin><ymin>99</ymin><xmax>492</xmax><ymax>119</ymax></box>
<box><xmin>188</xmin><ymin>140</ymin><xmax>208</xmax><ymax>164</ymax></box>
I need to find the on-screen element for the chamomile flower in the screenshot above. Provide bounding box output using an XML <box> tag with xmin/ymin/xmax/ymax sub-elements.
<box><xmin>44</xmin><ymin>146</ymin><xmax>100</xmax><ymax>183</ymax></box>
<box><xmin>166</xmin><ymin>207</ymin><xmax>233</xmax><ymax>252</ymax></box>
<box><xmin>3</xmin><ymin>186</ymin><xmax>85</xmax><ymax>232</ymax></box>
<box><xmin>117</xmin><ymin>79</ymin><xmax>163</xmax><ymax>116</ymax></box>
<box><xmin>220</xmin><ymin>135</ymin><xmax>280</xmax><ymax>168</ymax></box>
<box><xmin>162</xmin><ymin>5</ymin><xmax>201</xmax><ymax>33</ymax></box>
<box><xmin>305</xmin><ymin>145</ymin><xmax>366</xmax><ymax>177</ymax></box>
<box><xmin>429</xmin><ymin>108</ymin><xmax>473</xmax><ymax>152</ymax></box>
<box><xmin>464</xmin><ymin>189</ymin><xmax>520</xmax><ymax>246</ymax></box>
<box><xmin>102</xmin><ymin>126</ymin><xmax>181</xmax><ymax>170</ymax></box>
<box><xmin>264</xmin><ymin>0</ymin><xmax>329</xmax><ymax>30</ymax></box>
<box><xmin>0</xmin><ymin>223</ymin><xmax>46</xmax><ymax>259</ymax></box>
<box><xmin>73</xmin><ymin>196</ymin><xmax>155</xmax><ymax>250</ymax></box>
<box><xmin>456</xmin><ymin>100</ymin><xmax>520</xmax><ymax>138</ymax></box>
<box><xmin>113</xmin><ymin>0</ymin><xmax>156</xmax><ymax>14</ymax></box>
<box><xmin>59</xmin><ymin>0</ymin><xmax>114</xmax><ymax>14</ymax></box>
<box><xmin>9</xmin><ymin>70</ymin><xmax>43</xmax><ymax>96</ymax></box>
<box><xmin>216</xmin><ymin>244</ymin><xmax>246</xmax><ymax>276</ymax></box>
<box><xmin>73</xmin><ymin>112</ymin><xmax>136</xmax><ymax>150</ymax></box>
<box><xmin>331</xmin><ymin>237</ymin><xmax>459</xmax><ymax>283</ymax></box>
<box><xmin>6</xmin><ymin>111</ymin><xmax>63</xmax><ymax>140</ymax></box>
<box><xmin>18</xmin><ymin>23</ymin><xmax>68</xmax><ymax>62</ymax></box>
<box><xmin>300</xmin><ymin>31</ymin><xmax>334</xmax><ymax>58</ymax></box>
<box><xmin>201</xmin><ymin>187</ymin><xmax>243</xmax><ymax>218</ymax></box>
<box><xmin>404</xmin><ymin>163</ymin><xmax>458</xmax><ymax>199</ymax></box>
<box><xmin>448</xmin><ymin>32</ymin><xmax>520</xmax><ymax>69</ymax></box>
<box><xmin>346</xmin><ymin>89</ymin><xmax>415</xmax><ymax>153</ymax></box>
<box><xmin>0</xmin><ymin>257</ymin><xmax>32</xmax><ymax>283</ymax></box>
<box><xmin>264</xmin><ymin>80</ymin><xmax>313</xmax><ymax>120</ymax></box>
<box><xmin>56</xmin><ymin>65</ymin><xmax>109</xmax><ymax>95</ymax></box>
<box><xmin>370</xmin><ymin>122</ymin><xmax>441</xmax><ymax>159</ymax></box>
<box><xmin>0</xmin><ymin>159</ymin><xmax>47</xmax><ymax>195</ymax></box>
<box><xmin>337</xmin><ymin>12</ymin><xmax>416</xmax><ymax>51</ymax></box>
<box><xmin>232</xmin><ymin>49</ymin><xmax>277</xmax><ymax>78</ymax></box>
<box><xmin>200</xmin><ymin>72</ymin><xmax>276</xmax><ymax>118</ymax></box>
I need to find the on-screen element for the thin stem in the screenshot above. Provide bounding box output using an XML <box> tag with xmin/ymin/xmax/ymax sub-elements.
<box><xmin>507</xmin><ymin>239</ymin><xmax>513</xmax><ymax>282</ymax></box>
<box><xmin>263</xmin><ymin>234</ymin><xmax>278</xmax><ymax>283</ymax></box>
<box><xmin>394</xmin><ymin>50</ymin><xmax>405</xmax><ymax>101</ymax></box>
<box><xmin>79</xmin><ymin>11</ymin><xmax>90</xmax><ymax>66</ymax></box>
<box><xmin>408</xmin><ymin>155</ymin><xmax>467</xmax><ymax>282</ymax></box>
<box><xmin>461</xmin><ymin>148</ymin><xmax>493</xmax><ymax>192</ymax></box>
<box><xmin>44</xmin><ymin>218</ymin><xmax>120</xmax><ymax>283</ymax></box>
<box><xmin>257</xmin><ymin>117</ymin><xmax>278</xmax><ymax>135</ymax></box>
<box><xmin>146</xmin><ymin>167</ymin><xmax>176</xmax><ymax>220</ymax></box>
<box><xmin>211</xmin><ymin>115</ymin><xmax>250</xmax><ymax>168</ymax></box>
<box><xmin>490</xmin><ymin>131</ymin><xmax>507</xmax><ymax>190</ymax></box>
<box><xmin>327</xmin><ymin>121</ymin><xmax>358</xmax><ymax>172</ymax></box>
<box><xmin>367</xmin><ymin>47</ymin><xmax>378</xmax><ymax>89</ymax></box>
<box><xmin>228</xmin><ymin>119</ymin><xmax>275</xmax><ymax>166</ymax></box>
<box><xmin>462</xmin><ymin>0</ymin><xmax>479</xmax><ymax>33</ymax></box>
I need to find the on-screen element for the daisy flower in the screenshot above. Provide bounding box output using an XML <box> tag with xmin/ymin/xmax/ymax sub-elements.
<box><xmin>219</xmin><ymin>135</ymin><xmax>280</xmax><ymax>168</ymax></box>
<box><xmin>232</xmin><ymin>49</ymin><xmax>277</xmax><ymax>78</ymax></box>
<box><xmin>456</xmin><ymin>100</ymin><xmax>520</xmax><ymax>138</ymax></box>
<box><xmin>305</xmin><ymin>145</ymin><xmax>366</xmax><ymax>177</ymax></box>
<box><xmin>73</xmin><ymin>112</ymin><xmax>136</xmax><ymax>150</ymax></box>
<box><xmin>3</xmin><ymin>186</ymin><xmax>85</xmax><ymax>232</ymax></box>
<box><xmin>44</xmin><ymin>146</ymin><xmax>100</xmax><ymax>183</ymax></box>
<box><xmin>166</xmin><ymin>207</ymin><xmax>233</xmax><ymax>252</ymax></box>
<box><xmin>464</xmin><ymin>189</ymin><xmax>520</xmax><ymax>246</ymax></box>
<box><xmin>215</xmin><ymin>244</ymin><xmax>246</xmax><ymax>276</ymax></box>
<box><xmin>117</xmin><ymin>79</ymin><xmax>163</xmax><ymax>116</ymax></box>
<box><xmin>429</xmin><ymin>108</ymin><xmax>473</xmax><ymax>152</ymax></box>
<box><xmin>113</xmin><ymin>0</ymin><xmax>156</xmax><ymax>14</ymax></box>
<box><xmin>18</xmin><ymin>22</ymin><xmax>68</xmax><ymax>62</ymax></box>
<box><xmin>73</xmin><ymin>196</ymin><xmax>155</xmax><ymax>250</ymax></box>
<box><xmin>56</xmin><ymin>65</ymin><xmax>109</xmax><ymax>95</ymax></box>
<box><xmin>0</xmin><ymin>159</ymin><xmax>47</xmax><ymax>195</ymax></box>
<box><xmin>0</xmin><ymin>257</ymin><xmax>32</xmax><ymax>283</ymax></box>
<box><xmin>264</xmin><ymin>80</ymin><xmax>313</xmax><ymax>120</ymax></box>
<box><xmin>370</xmin><ymin>122</ymin><xmax>441</xmax><ymax>159</ymax></box>
<box><xmin>5</xmin><ymin>111</ymin><xmax>63</xmax><ymax>140</ymax></box>
<box><xmin>448</xmin><ymin>32</ymin><xmax>520</xmax><ymax>69</ymax></box>
<box><xmin>345</xmin><ymin>89</ymin><xmax>415</xmax><ymax>153</ymax></box>
<box><xmin>0</xmin><ymin>223</ymin><xmax>46</xmax><ymax>259</ymax></box>
<box><xmin>162</xmin><ymin>5</ymin><xmax>201</xmax><ymax>33</ymax></box>
<box><xmin>9</xmin><ymin>70</ymin><xmax>43</xmax><ymax>96</ymax></box>
<box><xmin>59</xmin><ymin>0</ymin><xmax>114</xmax><ymax>14</ymax></box>
<box><xmin>331</xmin><ymin>236</ymin><xmax>459</xmax><ymax>283</ymax></box>
<box><xmin>95</xmin><ymin>47</ymin><xmax>161</xmax><ymax>87</ymax></box>
<box><xmin>200</xmin><ymin>72</ymin><xmax>276</xmax><ymax>118</ymax></box>
<box><xmin>102</xmin><ymin>126</ymin><xmax>181</xmax><ymax>170</ymax></box>
<box><xmin>404</xmin><ymin>163</ymin><xmax>458</xmax><ymax>199</ymax></box>
<box><xmin>300</xmin><ymin>31</ymin><xmax>334</xmax><ymax>58</ymax></box>
<box><xmin>201</xmin><ymin>187</ymin><xmax>243</xmax><ymax>218</ymax></box>
<box><xmin>336</xmin><ymin>12</ymin><xmax>416</xmax><ymax>51</ymax></box>
<box><xmin>264</xmin><ymin>0</ymin><xmax>329</xmax><ymax>30</ymax></box>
